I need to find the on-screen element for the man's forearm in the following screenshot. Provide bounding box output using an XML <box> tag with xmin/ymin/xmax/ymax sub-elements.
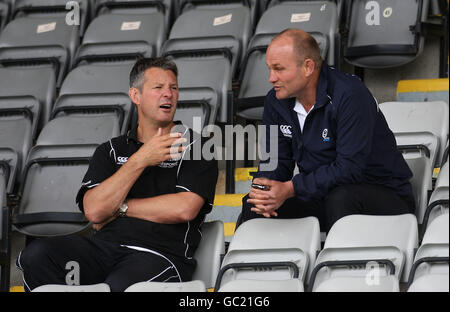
<box><xmin>126</xmin><ymin>192</ymin><xmax>204</xmax><ymax>224</ymax></box>
<box><xmin>83</xmin><ymin>157</ymin><xmax>146</xmax><ymax>223</ymax></box>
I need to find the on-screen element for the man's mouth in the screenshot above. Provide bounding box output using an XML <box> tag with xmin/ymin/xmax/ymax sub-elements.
<box><xmin>159</xmin><ymin>103</ymin><xmax>172</xmax><ymax>110</ymax></box>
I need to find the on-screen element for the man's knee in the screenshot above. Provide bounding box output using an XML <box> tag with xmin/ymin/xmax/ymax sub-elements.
<box><xmin>17</xmin><ymin>239</ymin><xmax>54</xmax><ymax>272</ymax></box>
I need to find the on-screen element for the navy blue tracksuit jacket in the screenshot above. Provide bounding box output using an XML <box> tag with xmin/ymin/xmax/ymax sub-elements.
<box><xmin>256</xmin><ymin>63</ymin><xmax>413</xmax><ymax>202</ymax></box>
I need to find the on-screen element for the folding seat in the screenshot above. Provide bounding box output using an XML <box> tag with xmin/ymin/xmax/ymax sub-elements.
<box><xmin>12</xmin><ymin>0</ymin><xmax>91</xmax><ymax>35</ymax></box>
<box><xmin>236</xmin><ymin>1</ymin><xmax>339</xmax><ymax>121</ymax></box>
<box><xmin>379</xmin><ymin>101</ymin><xmax>449</xmax><ymax>223</ymax></box>
<box><xmin>0</xmin><ymin>14</ymin><xmax>80</xmax><ymax>88</ymax></box>
<box><xmin>52</xmin><ymin>60</ymin><xmax>136</xmax><ymax>135</ymax></box>
<box><xmin>0</xmin><ymin>0</ymin><xmax>9</xmax><ymax>31</ymax></box>
<box><xmin>95</xmin><ymin>0</ymin><xmax>175</xmax><ymax>36</ymax></box>
<box><xmin>11</xmin><ymin>144</ymin><xmax>95</xmax><ymax>237</ymax></box>
<box><xmin>0</xmin><ymin>168</ymin><xmax>11</xmax><ymax>292</ymax></box>
<box><xmin>125</xmin><ymin>280</ymin><xmax>205</xmax><ymax>292</ymax></box>
<box><xmin>421</xmin><ymin>161</ymin><xmax>449</xmax><ymax>238</ymax></box>
<box><xmin>32</xmin><ymin>283</ymin><xmax>111</xmax><ymax>292</ymax></box>
<box><xmin>162</xmin><ymin>6</ymin><xmax>251</xmax><ymax>126</ymax></box>
<box><xmin>308</xmin><ymin>214</ymin><xmax>418</xmax><ymax>292</ymax></box>
<box><xmin>74</xmin><ymin>9</ymin><xmax>165</xmax><ymax>63</ymax></box>
<box><xmin>214</xmin><ymin>217</ymin><xmax>321</xmax><ymax>292</ymax></box>
<box><xmin>343</xmin><ymin>0</ymin><xmax>430</xmax><ymax>68</ymax></box>
<box><xmin>407</xmin><ymin>213</ymin><xmax>449</xmax><ymax>292</ymax></box>
<box><xmin>218</xmin><ymin>279</ymin><xmax>304</xmax><ymax>292</ymax></box>
<box><xmin>178</xmin><ymin>0</ymin><xmax>263</xmax><ymax>29</ymax></box>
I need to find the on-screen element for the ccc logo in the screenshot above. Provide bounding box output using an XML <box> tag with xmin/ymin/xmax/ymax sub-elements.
<box><xmin>117</xmin><ymin>156</ymin><xmax>128</xmax><ymax>163</ymax></box>
<box><xmin>280</xmin><ymin>125</ymin><xmax>292</xmax><ymax>133</ymax></box>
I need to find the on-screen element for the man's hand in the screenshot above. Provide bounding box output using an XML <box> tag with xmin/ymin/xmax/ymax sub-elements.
<box><xmin>129</xmin><ymin>128</ymin><xmax>187</xmax><ymax>168</ymax></box>
<box><xmin>247</xmin><ymin>178</ymin><xmax>295</xmax><ymax>218</ymax></box>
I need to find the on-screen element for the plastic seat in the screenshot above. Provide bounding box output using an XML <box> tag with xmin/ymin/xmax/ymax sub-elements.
<box><xmin>11</xmin><ymin>144</ymin><xmax>95</xmax><ymax>238</ymax></box>
<box><xmin>12</xmin><ymin>0</ymin><xmax>91</xmax><ymax>35</ymax></box>
<box><xmin>308</xmin><ymin>214</ymin><xmax>418</xmax><ymax>292</ymax></box>
<box><xmin>215</xmin><ymin>217</ymin><xmax>320</xmax><ymax>291</ymax></box>
<box><xmin>95</xmin><ymin>0</ymin><xmax>175</xmax><ymax>36</ymax></box>
<box><xmin>407</xmin><ymin>214</ymin><xmax>449</xmax><ymax>292</ymax></box>
<box><xmin>74</xmin><ymin>10</ymin><xmax>165</xmax><ymax>64</ymax></box>
<box><xmin>0</xmin><ymin>168</ymin><xmax>11</xmax><ymax>292</ymax></box>
<box><xmin>125</xmin><ymin>280</ymin><xmax>206</xmax><ymax>292</ymax></box>
<box><xmin>0</xmin><ymin>0</ymin><xmax>9</xmax><ymax>31</ymax></box>
<box><xmin>344</xmin><ymin>0</ymin><xmax>430</xmax><ymax>68</ymax></box>
<box><xmin>421</xmin><ymin>161</ymin><xmax>449</xmax><ymax>236</ymax></box>
<box><xmin>54</xmin><ymin>61</ymin><xmax>135</xmax><ymax>135</ymax></box>
<box><xmin>236</xmin><ymin>1</ymin><xmax>339</xmax><ymax>121</ymax></box>
<box><xmin>32</xmin><ymin>283</ymin><xmax>111</xmax><ymax>292</ymax></box>
<box><xmin>0</xmin><ymin>15</ymin><xmax>79</xmax><ymax>88</ymax></box>
<box><xmin>218</xmin><ymin>279</ymin><xmax>304</xmax><ymax>292</ymax></box>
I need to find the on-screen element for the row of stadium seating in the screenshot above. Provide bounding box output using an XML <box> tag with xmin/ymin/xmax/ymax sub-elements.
<box><xmin>28</xmin><ymin>209</ymin><xmax>449</xmax><ymax>292</ymax></box>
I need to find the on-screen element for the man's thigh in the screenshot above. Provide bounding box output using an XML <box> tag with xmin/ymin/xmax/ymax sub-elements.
<box><xmin>18</xmin><ymin>236</ymin><xmax>116</xmax><ymax>291</ymax></box>
<box><xmin>105</xmin><ymin>249</ymin><xmax>185</xmax><ymax>292</ymax></box>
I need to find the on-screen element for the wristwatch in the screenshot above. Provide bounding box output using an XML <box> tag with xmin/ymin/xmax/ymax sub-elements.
<box><xmin>118</xmin><ymin>200</ymin><xmax>129</xmax><ymax>217</ymax></box>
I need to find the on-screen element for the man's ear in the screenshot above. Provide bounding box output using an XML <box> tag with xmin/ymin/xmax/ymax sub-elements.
<box><xmin>303</xmin><ymin>58</ymin><xmax>316</xmax><ymax>77</ymax></box>
<box><xmin>129</xmin><ymin>87</ymin><xmax>141</xmax><ymax>106</ymax></box>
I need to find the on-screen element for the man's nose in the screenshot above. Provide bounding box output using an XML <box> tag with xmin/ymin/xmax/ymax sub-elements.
<box><xmin>268</xmin><ymin>70</ymin><xmax>277</xmax><ymax>84</ymax></box>
<box><xmin>162</xmin><ymin>87</ymin><xmax>173</xmax><ymax>98</ymax></box>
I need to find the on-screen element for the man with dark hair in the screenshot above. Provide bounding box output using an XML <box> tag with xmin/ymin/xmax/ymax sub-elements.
<box><xmin>17</xmin><ymin>57</ymin><xmax>218</xmax><ymax>292</ymax></box>
<box><xmin>240</xmin><ymin>29</ymin><xmax>414</xmax><ymax>231</ymax></box>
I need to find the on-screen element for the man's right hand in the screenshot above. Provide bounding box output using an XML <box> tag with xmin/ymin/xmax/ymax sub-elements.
<box><xmin>129</xmin><ymin>128</ymin><xmax>187</xmax><ymax>168</ymax></box>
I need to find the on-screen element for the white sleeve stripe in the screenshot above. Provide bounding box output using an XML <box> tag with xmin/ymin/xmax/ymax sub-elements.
<box><xmin>176</xmin><ymin>185</ymin><xmax>191</xmax><ymax>192</ymax></box>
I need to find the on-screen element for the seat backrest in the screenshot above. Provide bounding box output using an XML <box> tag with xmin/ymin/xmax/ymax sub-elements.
<box><xmin>380</xmin><ymin>101</ymin><xmax>449</xmax><ymax>168</ymax></box>
<box><xmin>218</xmin><ymin>278</ymin><xmax>304</xmax><ymax>292</ymax></box>
<box><xmin>344</xmin><ymin>0</ymin><xmax>429</xmax><ymax>68</ymax></box>
<box><xmin>12</xmin><ymin>144</ymin><xmax>96</xmax><ymax>237</ymax></box>
<box><xmin>55</xmin><ymin>61</ymin><xmax>135</xmax><ymax>134</ymax></box>
<box><xmin>322</xmin><ymin>214</ymin><xmax>418</xmax><ymax>283</ymax></box>
<box><xmin>95</xmin><ymin>0</ymin><xmax>174</xmax><ymax>32</ymax></box>
<box><xmin>0</xmin><ymin>15</ymin><xmax>79</xmax><ymax>87</ymax></box>
<box><xmin>13</xmin><ymin>0</ymin><xmax>90</xmax><ymax>35</ymax></box>
<box><xmin>125</xmin><ymin>280</ymin><xmax>206</xmax><ymax>292</ymax></box>
<box><xmin>74</xmin><ymin>11</ymin><xmax>165</xmax><ymax>64</ymax></box>
<box><xmin>165</xmin><ymin>6</ymin><xmax>252</xmax><ymax>79</ymax></box>
<box><xmin>224</xmin><ymin>217</ymin><xmax>321</xmax><ymax>283</ymax></box>
<box><xmin>422</xmin><ymin>213</ymin><xmax>449</xmax><ymax>245</ymax></box>
<box><xmin>0</xmin><ymin>148</ymin><xmax>18</xmax><ymax>194</ymax></box>
<box><xmin>255</xmin><ymin>1</ymin><xmax>338</xmax><ymax>66</ymax></box>
<box><xmin>425</xmin><ymin>161</ymin><xmax>449</xmax><ymax>228</ymax></box>
<box><xmin>32</xmin><ymin>283</ymin><xmax>111</xmax><ymax>292</ymax></box>
<box><xmin>192</xmin><ymin>220</ymin><xmax>225</xmax><ymax>289</ymax></box>
<box><xmin>0</xmin><ymin>64</ymin><xmax>56</xmax><ymax>129</ymax></box>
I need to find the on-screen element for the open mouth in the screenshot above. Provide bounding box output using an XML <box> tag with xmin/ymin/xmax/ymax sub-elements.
<box><xmin>159</xmin><ymin>103</ymin><xmax>172</xmax><ymax>110</ymax></box>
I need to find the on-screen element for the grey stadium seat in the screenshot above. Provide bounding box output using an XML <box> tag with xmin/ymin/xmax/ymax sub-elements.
<box><xmin>0</xmin><ymin>15</ymin><xmax>79</xmax><ymax>88</ymax></box>
<box><xmin>95</xmin><ymin>0</ymin><xmax>175</xmax><ymax>37</ymax></box>
<box><xmin>379</xmin><ymin>101</ymin><xmax>449</xmax><ymax>223</ymax></box>
<box><xmin>421</xmin><ymin>161</ymin><xmax>449</xmax><ymax>239</ymax></box>
<box><xmin>163</xmin><ymin>6</ymin><xmax>251</xmax><ymax>125</ymax></box>
<box><xmin>218</xmin><ymin>279</ymin><xmax>304</xmax><ymax>292</ymax></box>
<box><xmin>236</xmin><ymin>1</ymin><xmax>339</xmax><ymax>121</ymax></box>
<box><xmin>12</xmin><ymin>0</ymin><xmax>91</xmax><ymax>36</ymax></box>
<box><xmin>215</xmin><ymin>217</ymin><xmax>321</xmax><ymax>292</ymax></box>
<box><xmin>125</xmin><ymin>280</ymin><xmax>206</xmax><ymax>292</ymax></box>
<box><xmin>344</xmin><ymin>0</ymin><xmax>430</xmax><ymax>68</ymax></box>
<box><xmin>0</xmin><ymin>0</ymin><xmax>9</xmax><ymax>31</ymax></box>
<box><xmin>74</xmin><ymin>10</ymin><xmax>165</xmax><ymax>63</ymax></box>
<box><xmin>11</xmin><ymin>144</ymin><xmax>95</xmax><ymax>237</ymax></box>
<box><xmin>32</xmin><ymin>283</ymin><xmax>111</xmax><ymax>292</ymax></box>
<box><xmin>308</xmin><ymin>214</ymin><xmax>418</xmax><ymax>292</ymax></box>
<box><xmin>53</xmin><ymin>61</ymin><xmax>135</xmax><ymax>135</ymax></box>
<box><xmin>0</xmin><ymin>168</ymin><xmax>11</xmax><ymax>292</ymax></box>
<box><xmin>407</xmin><ymin>213</ymin><xmax>449</xmax><ymax>292</ymax></box>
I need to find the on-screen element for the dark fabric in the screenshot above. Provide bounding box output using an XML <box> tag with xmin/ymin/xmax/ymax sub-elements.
<box><xmin>255</xmin><ymin>62</ymin><xmax>413</xmax><ymax>202</ymax></box>
<box><xmin>17</xmin><ymin>236</ymin><xmax>193</xmax><ymax>292</ymax></box>
<box><xmin>240</xmin><ymin>183</ymin><xmax>415</xmax><ymax>232</ymax></box>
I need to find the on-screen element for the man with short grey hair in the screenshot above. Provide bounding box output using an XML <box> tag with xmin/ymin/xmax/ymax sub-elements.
<box><xmin>17</xmin><ymin>57</ymin><xmax>218</xmax><ymax>292</ymax></box>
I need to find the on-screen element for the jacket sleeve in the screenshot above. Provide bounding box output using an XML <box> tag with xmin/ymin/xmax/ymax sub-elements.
<box><xmin>254</xmin><ymin>92</ymin><xmax>295</xmax><ymax>182</ymax></box>
<box><xmin>292</xmin><ymin>86</ymin><xmax>377</xmax><ymax>201</ymax></box>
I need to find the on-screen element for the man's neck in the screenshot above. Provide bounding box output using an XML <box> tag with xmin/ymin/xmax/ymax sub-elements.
<box><xmin>137</xmin><ymin>121</ymin><xmax>175</xmax><ymax>143</ymax></box>
<box><xmin>296</xmin><ymin>73</ymin><xmax>319</xmax><ymax>113</ymax></box>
